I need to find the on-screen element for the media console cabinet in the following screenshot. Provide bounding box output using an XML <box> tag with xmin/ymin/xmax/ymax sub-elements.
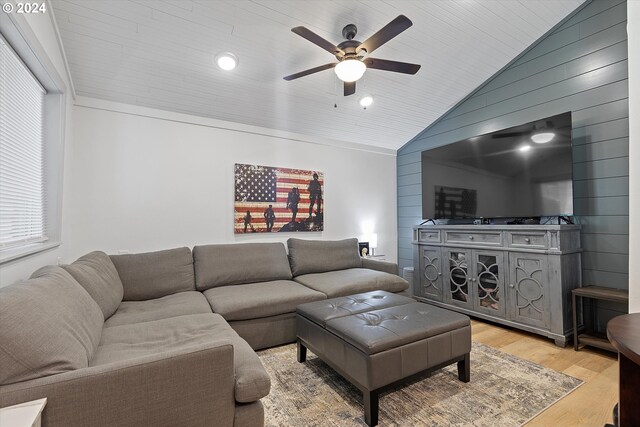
<box><xmin>412</xmin><ymin>224</ymin><xmax>582</xmax><ymax>346</ymax></box>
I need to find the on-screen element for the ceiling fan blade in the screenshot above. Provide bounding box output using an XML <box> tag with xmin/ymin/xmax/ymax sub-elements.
<box><xmin>357</xmin><ymin>15</ymin><xmax>413</xmax><ymax>54</ymax></box>
<box><xmin>291</xmin><ymin>26</ymin><xmax>343</xmax><ymax>56</ymax></box>
<box><xmin>283</xmin><ymin>63</ymin><xmax>337</xmax><ymax>81</ymax></box>
<box><xmin>363</xmin><ymin>58</ymin><xmax>420</xmax><ymax>74</ymax></box>
<box><xmin>344</xmin><ymin>81</ymin><xmax>356</xmax><ymax>96</ymax></box>
<box><xmin>491</xmin><ymin>132</ymin><xmax>528</xmax><ymax>138</ymax></box>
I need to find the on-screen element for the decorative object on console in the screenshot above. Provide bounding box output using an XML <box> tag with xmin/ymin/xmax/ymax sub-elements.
<box><xmin>234</xmin><ymin>163</ymin><xmax>323</xmax><ymax>233</ymax></box>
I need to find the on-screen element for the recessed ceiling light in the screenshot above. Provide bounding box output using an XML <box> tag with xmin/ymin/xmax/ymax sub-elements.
<box><xmin>215</xmin><ymin>52</ymin><xmax>238</xmax><ymax>71</ymax></box>
<box><xmin>519</xmin><ymin>145</ymin><xmax>531</xmax><ymax>152</ymax></box>
<box><xmin>531</xmin><ymin>132</ymin><xmax>555</xmax><ymax>144</ymax></box>
<box><xmin>359</xmin><ymin>95</ymin><xmax>373</xmax><ymax>108</ymax></box>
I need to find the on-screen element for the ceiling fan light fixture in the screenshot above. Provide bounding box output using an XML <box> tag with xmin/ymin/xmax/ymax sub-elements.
<box><xmin>359</xmin><ymin>95</ymin><xmax>373</xmax><ymax>107</ymax></box>
<box><xmin>334</xmin><ymin>58</ymin><xmax>366</xmax><ymax>82</ymax></box>
<box><xmin>531</xmin><ymin>132</ymin><xmax>555</xmax><ymax>144</ymax></box>
<box><xmin>215</xmin><ymin>52</ymin><xmax>238</xmax><ymax>71</ymax></box>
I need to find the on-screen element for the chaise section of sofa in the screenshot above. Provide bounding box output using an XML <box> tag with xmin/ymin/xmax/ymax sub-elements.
<box><xmin>194</xmin><ymin>242</ymin><xmax>326</xmax><ymax>350</ymax></box>
<box><xmin>108</xmin><ymin>247</ymin><xmax>271</xmax><ymax>422</ymax></box>
<box><xmin>287</xmin><ymin>238</ymin><xmax>409</xmax><ymax>298</ymax></box>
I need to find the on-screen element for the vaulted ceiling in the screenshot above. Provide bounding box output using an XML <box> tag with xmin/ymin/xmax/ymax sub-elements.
<box><xmin>51</xmin><ymin>0</ymin><xmax>585</xmax><ymax>150</ymax></box>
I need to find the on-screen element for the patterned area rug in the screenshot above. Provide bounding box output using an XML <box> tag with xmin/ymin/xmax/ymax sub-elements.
<box><xmin>258</xmin><ymin>342</ymin><xmax>582</xmax><ymax>426</ymax></box>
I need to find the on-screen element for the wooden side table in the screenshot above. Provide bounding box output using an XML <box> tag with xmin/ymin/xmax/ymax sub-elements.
<box><xmin>0</xmin><ymin>398</ymin><xmax>46</xmax><ymax>427</ymax></box>
<box><xmin>365</xmin><ymin>254</ymin><xmax>387</xmax><ymax>262</ymax></box>
<box><xmin>571</xmin><ymin>286</ymin><xmax>628</xmax><ymax>352</ymax></box>
<box><xmin>607</xmin><ymin>314</ymin><xmax>640</xmax><ymax>426</ymax></box>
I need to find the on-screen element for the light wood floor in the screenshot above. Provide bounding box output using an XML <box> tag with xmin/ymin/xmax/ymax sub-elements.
<box><xmin>471</xmin><ymin>319</ymin><xmax>618</xmax><ymax>426</ymax></box>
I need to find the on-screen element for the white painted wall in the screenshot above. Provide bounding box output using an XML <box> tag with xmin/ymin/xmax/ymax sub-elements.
<box><xmin>64</xmin><ymin>98</ymin><xmax>398</xmax><ymax>264</ymax></box>
<box><xmin>0</xmin><ymin>9</ymin><xmax>74</xmax><ymax>286</ymax></box>
<box><xmin>628</xmin><ymin>0</ymin><xmax>640</xmax><ymax>313</ymax></box>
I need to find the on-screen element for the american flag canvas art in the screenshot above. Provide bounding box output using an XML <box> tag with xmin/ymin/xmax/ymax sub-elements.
<box><xmin>234</xmin><ymin>163</ymin><xmax>324</xmax><ymax>233</ymax></box>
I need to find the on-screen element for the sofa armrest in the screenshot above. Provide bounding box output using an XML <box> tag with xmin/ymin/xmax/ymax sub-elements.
<box><xmin>361</xmin><ymin>257</ymin><xmax>399</xmax><ymax>276</ymax></box>
<box><xmin>0</xmin><ymin>341</ymin><xmax>236</xmax><ymax>427</ymax></box>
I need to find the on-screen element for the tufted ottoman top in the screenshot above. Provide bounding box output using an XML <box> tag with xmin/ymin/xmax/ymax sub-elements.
<box><xmin>296</xmin><ymin>290</ymin><xmax>413</xmax><ymax>328</ymax></box>
<box><xmin>325</xmin><ymin>302</ymin><xmax>470</xmax><ymax>355</ymax></box>
<box><xmin>297</xmin><ymin>290</ymin><xmax>470</xmax><ymax>355</ymax></box>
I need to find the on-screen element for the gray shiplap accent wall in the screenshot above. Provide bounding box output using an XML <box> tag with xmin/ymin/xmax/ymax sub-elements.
<box><xmin>397</xmin><ymin>1</ymin><xmax>629</xmax><ymax>296</ymax></box>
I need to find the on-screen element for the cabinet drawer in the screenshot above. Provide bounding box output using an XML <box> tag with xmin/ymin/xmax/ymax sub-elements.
<box><xmin>444</xmin><ymin>231</ymin><xmax>502</xmax><ymax>247</ymax></box>
<box><xmin>508</xmin><ymin>232</ymin><xmax>548</xmax><ymax>249</ymax></box>
<box><xmin>418</xmin><ymin>230</ymin><xmax>441</xmax><ymax>243</ymax></box>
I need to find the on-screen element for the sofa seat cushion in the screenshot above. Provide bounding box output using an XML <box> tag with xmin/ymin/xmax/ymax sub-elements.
<box><xmin>203</xmin><ymin>280</ymin><xmax>326</xmax><ymax>321</ymax></box>
<box><xmin>104</xmin><ymin>291</ymin><xmax>212</xmax><ymax>328</ymax></box>
<box><xmin>294</xmin><ymin>268</ymin><xmax>409</xmax><ymax>298</ymax></box>
<box><xmin>0</xmin><ymin>266</ymin><xmax>104</xmax><ymax>385</ymax></box>
<box><xmin>62</xmin><ymin>251</ymin><xmax>124</xmax><ymax>320</ymax></box>
<box><xmin>92</xmin><ymin>313</ymin><xmax>270</xmax><ymax>403</ymax></box>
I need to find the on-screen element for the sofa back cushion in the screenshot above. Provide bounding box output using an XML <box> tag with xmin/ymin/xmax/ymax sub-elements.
<box><xmin>287</xmin><ymin>238</ymin><xmax>362</xmax><ymax>277</ymax></box>
<box><xmin>193</xmin><ymin>243</ymin><xmax>292</xmax><ymax>291</ymax></box>
<box><xmin>62</xmin><ymin>251</ymin><xmax>124</xmax><ymax>320</ymax></box>
<box><xmin>110</xmin><ymin>247</ymin><xmax>195</xmax><ymax>301</ymax></box>
<box><xmin>0</xmin><ymin>266</ymin><xmax>103</xmax><ymax>385</ymax></box>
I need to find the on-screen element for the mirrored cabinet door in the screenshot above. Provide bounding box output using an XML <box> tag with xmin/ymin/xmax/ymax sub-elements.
<box><xmin>473</xmin><ymin>251</ymin><xmax>506</xmax><ymax>318</ymax></box>
<box><xmin>444</xmin><ymin>249</ymin><xmax>473</xmax><ymax>309</ymax></box>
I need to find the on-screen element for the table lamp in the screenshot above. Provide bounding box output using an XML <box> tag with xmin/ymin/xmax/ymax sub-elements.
<box><xmin>370</xmin><ymin>233</ymin><xmax>378</xmax><ymax>256</ymax></box>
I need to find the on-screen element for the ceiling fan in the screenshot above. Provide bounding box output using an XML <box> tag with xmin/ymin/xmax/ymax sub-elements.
<box><xmin>283</xmin><ymin>15</ymin><xmax>421</xmax><ymax>96</ymax></box>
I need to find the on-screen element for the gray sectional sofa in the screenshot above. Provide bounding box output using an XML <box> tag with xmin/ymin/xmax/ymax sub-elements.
<box><xmin>0</xmin><ymin>238</ymin><xmax>408</xmax><ymax>426</ymax></box>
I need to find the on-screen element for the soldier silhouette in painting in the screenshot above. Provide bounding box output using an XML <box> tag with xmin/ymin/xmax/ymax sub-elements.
<box><xmin>307</xmin><ymin>173</ymin><xmax>322</xmax><ymax>217</ymax></box>
<box><xmin>287</xmin><ymin>187</ymin><xmax>301</xmax><ymax>222</ymax></box>
<box><xmin>263</xmin><ymin>205</ymin><xmax>276</xmax><ymax>232</ymax></box>
<box><xmin>243</xmin><ymin>211</ymin><xmax>255</xmax><ymax>233</ymax></box>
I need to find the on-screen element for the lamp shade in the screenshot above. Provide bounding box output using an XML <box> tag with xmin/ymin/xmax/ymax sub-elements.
<box><xmin>334</xmin><ymin>59</ymin><xmax>366</xmax><ymax>82</ymax></box>
<box><xmin>370</xmin><ymin>233</ymin><xmax>378</xmax><ymax>249</ymax></box>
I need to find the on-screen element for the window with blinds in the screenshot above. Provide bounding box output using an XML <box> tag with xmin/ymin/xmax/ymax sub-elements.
<box><xmin>0</xmin><ymin>38</ymin><xmax>47</xmax><ymax>250</ymax></box>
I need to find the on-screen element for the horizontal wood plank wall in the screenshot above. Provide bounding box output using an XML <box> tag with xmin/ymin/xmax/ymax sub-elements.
<box><xmin>397</xmin><ymin>1</ymin><xmax>629</xmax><ymax>308</ymax></box>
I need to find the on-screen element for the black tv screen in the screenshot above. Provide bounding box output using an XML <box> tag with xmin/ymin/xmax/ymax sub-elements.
<box><xmin>421</xmin><ymin>112</ymin><xmax>573</xmax><ymax>220</ymax></box>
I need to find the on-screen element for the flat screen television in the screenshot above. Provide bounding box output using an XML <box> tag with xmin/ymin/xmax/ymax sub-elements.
<box><xmin>421</xmin><ymin>112</ymin><xmax>573</xmax><ymax>220</ymax></box>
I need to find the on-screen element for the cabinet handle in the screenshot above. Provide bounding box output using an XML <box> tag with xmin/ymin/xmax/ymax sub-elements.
<box><xmin>438</xmin><ymin>273</ymin><xmax>442</xmax><ymax>276</ymax></box>
<box><xmin>471</xmin><ymin>278</ymin><xmax>476</xmax><ymax>282</ymax></box>
<box><xmin>509</xmin><ymin>284</ymin><xmax>514</xmax><ymax>288</ymax></box>
<box><xmin>525</xmin><ymin>238</ymin><xmax>530</xmax><ymax>243</ymax></box>
<box><xmin>468</xmin><ymin>235</ymin><xmax>474</xmax><ymax>240</ymax></box>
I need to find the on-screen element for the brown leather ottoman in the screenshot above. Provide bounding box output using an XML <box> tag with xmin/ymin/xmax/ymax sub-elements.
<box><xmin>296</xmin><ymin>290</ymin><xmax>471</xmax><ymax>426</ymax></box>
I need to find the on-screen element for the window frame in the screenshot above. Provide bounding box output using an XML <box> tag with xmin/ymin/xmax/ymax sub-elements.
<box><xmin>0</xmin><ymin>11</ymin><xmax>67</xmax><ymax>264</ymax></box>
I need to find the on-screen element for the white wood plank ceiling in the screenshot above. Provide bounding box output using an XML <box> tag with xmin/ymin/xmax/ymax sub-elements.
<box><xmin>51</xmin><ymin>0</ymin><xmax>585</xmax><ymax>150</ymax></box>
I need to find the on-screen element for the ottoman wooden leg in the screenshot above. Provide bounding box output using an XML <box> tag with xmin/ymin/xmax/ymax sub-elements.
<box><xmin>457</xmin><ymin>353</ymin><xmax>470</xmax><ymax>383</ymax></box>
<box><xmin>297</xmin><ymin>339</ymin><xmax>307</xmax><ymax>363</ymax></box>
<box><xmin>364</xmin><ymin>389</ymin><xmax>379</xmax><ymax>427</ymax></box>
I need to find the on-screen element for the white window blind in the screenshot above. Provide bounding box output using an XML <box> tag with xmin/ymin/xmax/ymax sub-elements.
<box><xmin>0</xmin><ymin>38</ymin><xmax>47</xmax><ymax>250</ymax></box>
